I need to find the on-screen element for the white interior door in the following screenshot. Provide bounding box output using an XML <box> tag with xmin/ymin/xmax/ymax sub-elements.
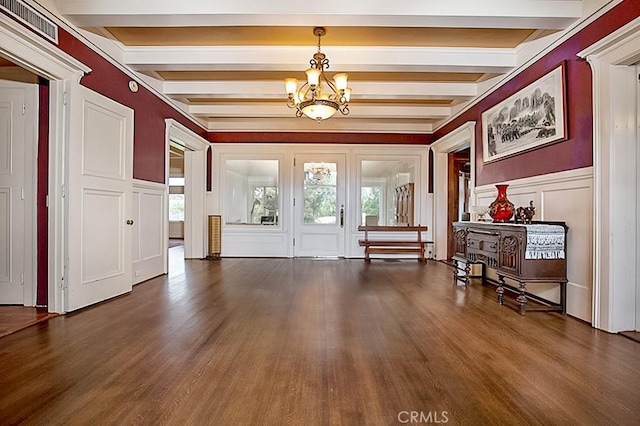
<box><xmin>293</xmin><ymin>154</ymin><xmax>346</xmax><ymax>257</ymax></box>
<box><xmin>0</xmin><ymin>83</ymin><xmax>36</xmax><ymax>305</ymax></box>
<box><xmin>66</xmin><ymin>84</ymin><xmax>133</xmax><ymax>311</ymax></box>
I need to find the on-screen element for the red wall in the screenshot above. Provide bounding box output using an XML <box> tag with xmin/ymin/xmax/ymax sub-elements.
<box><xmin>433</xmin><ymin>0</ymin><xmax>640</xmax><ymax>187</ymax></box>
<box><xmin>56</xmin><ymin>29</ymin><xmax>208</xmax><ymax>184</ymax></box>
<box><xmin>37</xmin><ymin>79</ymin><xmax>49</xmax><ymax>306</ymax></box>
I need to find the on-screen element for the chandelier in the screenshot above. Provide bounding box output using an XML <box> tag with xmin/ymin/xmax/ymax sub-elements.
<box><xmin>284</xmin><ymin>27</ymin><xmax>352</xmax><ymax>122</ymax></box>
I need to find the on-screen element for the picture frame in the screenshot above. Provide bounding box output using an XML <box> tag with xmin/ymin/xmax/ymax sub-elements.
<box><xmin>481</xmin><ymin>63</ymin><xmax>567</xmax><ymax>163</ymax></box>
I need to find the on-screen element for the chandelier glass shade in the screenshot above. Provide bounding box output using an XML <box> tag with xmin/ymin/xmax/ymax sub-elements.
<box><xmin>284</xmin><ymin>27</ymin><xmax>352</xmax><ymax>122</ymax></box>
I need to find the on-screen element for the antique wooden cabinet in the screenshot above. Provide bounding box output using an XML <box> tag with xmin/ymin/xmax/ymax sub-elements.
<box><xmin>452</xmin><ymin>221</ymin><xmax>568</xmax><ymax>315</ymax></box>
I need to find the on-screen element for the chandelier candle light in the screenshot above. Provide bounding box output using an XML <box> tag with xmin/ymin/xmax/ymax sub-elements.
<box><xmin>284</xmin><ymin>27</ymin><xmax>352</xmax><ymax>122</ymax></box>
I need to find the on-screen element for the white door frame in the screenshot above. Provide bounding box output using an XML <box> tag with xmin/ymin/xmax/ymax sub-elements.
<box><xmin>293</xmin><ymin>153</ymin><xmax>347</xmax><ymax>257</ymax></box>
<box><xmin>579</xmin><ymin>17</ymin><xmax>640</xmax><ymax>332</ymax></box>
<box><xmin>165</xmin><ymin>119</ymin><xmax>209</xmax><ymax>260</ymax></box>
<box><xmin>0</xmin><ymin>12</ymin><xmax>91</xmax><ymax>313</ymax></box>
<box><xmin>429</xmin><ymin>122</ymin><xmax>476</xmax><ymax>261</ymax></box>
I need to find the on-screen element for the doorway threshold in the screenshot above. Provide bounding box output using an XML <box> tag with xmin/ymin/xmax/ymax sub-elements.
<box><xmin>0</xmin><ymin>306</ymin><xmax>57</xmax><ymax>338</ymax></box>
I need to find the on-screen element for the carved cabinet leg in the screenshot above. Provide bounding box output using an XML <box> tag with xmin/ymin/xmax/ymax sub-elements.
<box><xmin>463</xmin><ymin>262</ymin><xmax>470</xmax><ymax>287</ymax></box>
<box><xmin>516</xmin><ymin>281</ymin><xmax>528</xmax><ymax>315</ymax></box>
<box><xmin>496</xmin><ymin>275</ymin><xmax>505</xmax><ymax>305</ymax></box>
<box><xmin>452</xmin><ymin>259</ymin><xmax>458</xmax><ymax>283</ymax></box>
<box><xmin>560</xmin><ymin>281</ymin><xmax>567</xmax><ymax>315</ymax></box>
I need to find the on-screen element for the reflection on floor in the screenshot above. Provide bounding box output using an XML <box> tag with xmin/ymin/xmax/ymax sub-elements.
<box><xmin>0</xmin><ymin>306</ymin><xmax>57</xmax><ymax>338</ymax></box>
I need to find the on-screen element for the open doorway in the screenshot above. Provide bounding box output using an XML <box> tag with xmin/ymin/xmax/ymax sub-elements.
<box><xmin>447</xmin><ymin>149</ymin><xmax>471</xmax><ymax>259</ymax></box>
<box><xmin>168</xmin><ymin>142</ymin><xmax>185</xmax><ymax>249</ymax></box>
<box><xmin>164</xmin><ymin>119</ymin><xmax>208</xmax><ymax>261</ymax></box>
<box><xmin>0</xmin><ymin>57</ymin><xmax>54</xmax><ymax>334</ymax></box>
<box><xmin>0</xmin><ymin>59</ymin><xmax>38</xmax><ymax>307</ymax></box>
<box><xmin>430</xmin><ymin>122</ymin><xmax>476</xmax><ymax>261</ymax></box>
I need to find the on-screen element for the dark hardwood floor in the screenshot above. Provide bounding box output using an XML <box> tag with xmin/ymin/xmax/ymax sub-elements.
<box><xmin>0</xmin><ymin>306</ymin><xmax>56</xmax><ymax>338</ymax></box>
<box><xmin>1</xmin><ymin>251</ymin><xmax>639</xmax><ymax>425</ymax></box>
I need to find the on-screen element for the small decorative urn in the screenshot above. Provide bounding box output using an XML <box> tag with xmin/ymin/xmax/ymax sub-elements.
<box><xmin>488</xmin><ymin>184</ymin><xmax>514</xmax><ymax>223</ymax></box>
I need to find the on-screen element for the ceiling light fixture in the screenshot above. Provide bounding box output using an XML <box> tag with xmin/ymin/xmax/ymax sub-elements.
<box><xmin>284</xmin><ymin>27</ymin><xmax>351</xmax><ymax>122</ymax></box>
<box><xmin>308</xmin><ymin>164</ymin><xmax>332</xmax><ymax>182</ymax></box>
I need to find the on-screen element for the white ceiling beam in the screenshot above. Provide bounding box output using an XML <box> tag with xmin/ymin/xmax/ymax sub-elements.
<box><xmin>58</xmin><ymin>0</ymin><xmax>582</xmax><ymax>29</ymax></box>
<box><xmin>188</xmin><ymin>103</ymin><xmax>451</xmax><ymax>119</ymax></box>
<box><xmin>162</xmin><ymin>81</ymin><xmax>478</xmax><ymax>99</ymax></box>
<box><xmin>124</xmin><ymin>46</ymin><xmax>516</xmax><ymax>74</ymax></box>
<box><xmin>204</xmin><ymin>117</ymin><xmax>435</xmax><ymax>134</ymax></box>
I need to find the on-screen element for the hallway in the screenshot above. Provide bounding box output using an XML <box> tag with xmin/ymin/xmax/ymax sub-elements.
<box><xmin>1</xmin><ymin>255</ymin><xmax>639</xmax><ymax>425</ymax></box>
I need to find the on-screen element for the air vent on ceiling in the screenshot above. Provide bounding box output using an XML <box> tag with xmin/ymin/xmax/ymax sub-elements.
<box><xmin>0</xmin><ymin>0</ymin><xmax>58</xmax><ymax>44</ymax></box>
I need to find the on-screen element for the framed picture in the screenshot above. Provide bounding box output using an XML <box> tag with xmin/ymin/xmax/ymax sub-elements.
<box><xmin>482</xmin><ymin>63</ymin><xmax>566</xmax><ymax>163</ymax></box>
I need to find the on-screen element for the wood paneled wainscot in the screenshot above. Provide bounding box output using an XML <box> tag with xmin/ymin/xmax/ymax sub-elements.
<box><xmin>452</xmin><ymin>221</ymin><xmax>568</xmax><ymax>315</ymax></box>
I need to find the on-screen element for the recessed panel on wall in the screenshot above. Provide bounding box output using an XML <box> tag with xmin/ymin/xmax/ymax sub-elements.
<box><xmin>298</xmin><ymin>233</ymin><xmax>340</xmax><ymax>252</ymax></box>
<box><xmin>0</xmin><ymin>189</ymin><xmax>9</xmax><ymax>282</ymax></box>
<box><xmin>82</xmin><ymin>101</ymin><xmax>125</xmax><ymax>180</ymax></box>
<box><xmin>543</xmin><ymin>185</ymin><xmax>593</xmax><ymax>321</ymax></box>
<box><xmin>132</xmin><ymin>191</ymin><xmax>140</xmax><ymax>263</ymax></box>
<box><xmin>0</xmin><ymin>104</ymin><xmax>11</xmax><ymax>175</ymax></box>
<box><xmin>82</xmin><ymin>189</ymin><xmax>124</xmax><ymax>284</ymax></box>
<box><xmin>140</xmin><ymin>192</ymin><xmax>164</xmax><ymax>260</ymax></box>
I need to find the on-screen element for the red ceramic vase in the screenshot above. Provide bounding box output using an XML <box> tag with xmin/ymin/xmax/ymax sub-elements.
<box><xmin>488</xmin><ymin>184</ymin><xmax>514</xmax><ymax>223</ymax></box>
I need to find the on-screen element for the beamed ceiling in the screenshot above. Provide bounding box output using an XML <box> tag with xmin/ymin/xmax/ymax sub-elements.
<box><xmin>55</xmin><ymin>0</ymin><xmax>592</xmax><ymax>134</ymax></box>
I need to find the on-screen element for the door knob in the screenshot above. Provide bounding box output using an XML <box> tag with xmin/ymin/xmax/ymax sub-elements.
<box><xmin>340</xmin><ymin>204</ymin><xmax>344</xmax><ymax>228</ymax></box>
<box><xmin>126</xmin><ymin>219</ymin><xmax>134</xmax><ymax>225</ymax></box>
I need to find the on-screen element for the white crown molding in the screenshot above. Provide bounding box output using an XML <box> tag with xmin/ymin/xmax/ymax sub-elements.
<box><xmin>0</xmin><ymin>11</ymin><xmax>90</xmax><ymax>80</ymax></box>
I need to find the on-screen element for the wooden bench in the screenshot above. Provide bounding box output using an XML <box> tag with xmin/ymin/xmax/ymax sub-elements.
<box><xmin>358</xmin><ymin>225</ymin><xmax>429</xmax><ymax>263</ymax></box>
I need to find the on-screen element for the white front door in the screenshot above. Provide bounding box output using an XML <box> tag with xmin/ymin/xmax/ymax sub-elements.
<box><xmin>293</xmin><ymin>154</ymin><xmax>346</xmax><ymax>257</ymax></box>
<box><xmin>66</xmin><ymin>84</ymin><xmax>133</xmax><ymax>311</ymax></box>
<box><xmin>0</xmin><ymin>83</ymin><xmax>36</xmax><ymax>305</ymax></box>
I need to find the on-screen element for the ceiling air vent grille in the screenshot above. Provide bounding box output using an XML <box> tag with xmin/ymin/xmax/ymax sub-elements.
<box><xmin>0</xmin><ymin>0</ymin><xmax>58</xmax><ymax>44</ymax></box>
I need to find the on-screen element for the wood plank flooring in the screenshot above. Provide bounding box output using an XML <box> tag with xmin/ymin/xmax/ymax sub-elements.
<box><xmin>1</xmin><ymin>253</ymin><xmax>639</xmax><ymax>425</ymax></box>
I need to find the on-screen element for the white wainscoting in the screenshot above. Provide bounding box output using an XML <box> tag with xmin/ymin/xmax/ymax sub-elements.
<box><xmin>474</xmin><ymin>167</ymin><xmax>593</xmax><ymax>322</ymax></box>
<box><xmin>222</xmin><ymin>231</ymin><xmax>290</xmax><ymax>257</ymax></box>
<box><xmin>132</xmin><ymin>180</ymin><xmax>167</xmax><ymax>284</ymax></box>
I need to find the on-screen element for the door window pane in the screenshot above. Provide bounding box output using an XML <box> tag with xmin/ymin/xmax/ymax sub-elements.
<box><xmin>303</xmin><ymin>162</ymin><xmax>337</xmax><ymax>224</ymax></box>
